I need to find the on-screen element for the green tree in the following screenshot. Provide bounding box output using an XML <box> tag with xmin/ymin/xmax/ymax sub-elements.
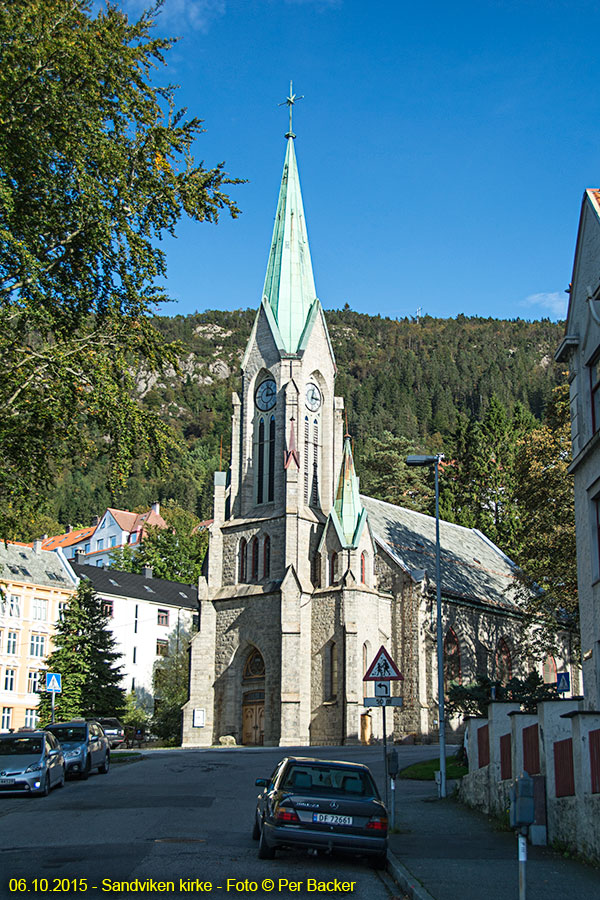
<box><xmin>152</xmin><ymin>628</ymin><xmax>192</xmax><ymax>744</ymax></box>
<box><xmin>358</xmin><ymin>432</ymin><xmax>433</xmax><ymax>513</ymax></box>
<box><xmin>0</xmin><ymin>0</ymin><xmax>241</xmax><ymax>539</ymax></box>
<box><xmin>109</xmin><ymin>501</ymin><xmax>208</xmax><ymax>583</ymax></box>
<box><xmin>37</xmin><ymin>579</ymin><xmax>125</xmax><ymax>723</ymax></box>
<box><xmin>446</xmin><ymin>672</ymin><xmax>557</xmax><ymax>719</ymax></box>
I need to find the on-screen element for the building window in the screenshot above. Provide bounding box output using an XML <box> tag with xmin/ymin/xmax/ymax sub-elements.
<box><xmin>84</xmin><ymin>543</ymin><xmax>91</xmax><ymax>553</ymax></box>
<box><xmin>131</xmin><ymin>678</ymin><xmax>135</xmax><ymax>691</ymax></box>
<box><xmin>239</xmin><ymin>538</ymin><xmax>247</xmax><ymax>583</ymax></box>
<box><xmin>251</xmin><ymin>537</ymin><xmax>259</xmax><ymax>580</ymax></box>
<box><xmin>268</xmin><ymin>416</ymin><xmax>276</xmax><ymax>502</ymax></box>
<box><xmin>6</xmin><ymin>632</ymin><xmax>17</xmax><ymax>654</ymax></box>
<box><xmin>257</xmin><ymin>417</ymin><xmax>265</xmax><ymax>504</ymax></box>
<box><xmin>110</xmin><ymin>536</ymin><xmax>116</xmax><ymax>548</ymax></box>
<box><xmin>7</xmin><ymin>595</ymin><xmax>21</xmax><ymax>617</ymax></box>
<box><xmin>133</xmin><ymin>647</ymin><xmax>137</xmax><ymax>664</ymax></box>
<box><xmin>591</xmin><ymin>352</ymin><xmax>600</xmax><ymax>434</ymax></box>
<box><xmin>243</xmin><ymin>647</ymin><xmax>265</xmax><ymax>680</ymax></box>
<box><xmin>30</xmin><ymin>634</ymin><xmax>45</xmax><ymax>657</ymax></box>
<box><xmin>32</xmin><ymin>597</ymin><xmax>48</xmax><ymax>621</ymax></box>
<box><xmin>326</xmin><ymin>641</ymin><xmax>338</xmax><ymax>700</ymax></box>
<box><xmin>496</xmin><ymin>639</ymin><xmax>512</xmax><ymax>686</ymax></box>
<box><xmin>27</xmin><ymin>671</ymin><xmax>40</xmax><ymax>694</ymax></box>
<box><xmin>25</xmin><ymin>709</ymin><xmax>39</xmax><ymax>728</ymax></box>
<box><xmin>1</xmin><ymin>708</ymin><xmax>12</xmax><ymax>731</ymax></box>
<box><xmin>156</xmin><ymin>639</ymin><xmax>168</xmax><ymax>657</ymax></box>
<box><xmin>543</xmin><ymin>655</ymin><xmax>557</xmax><ymax>684</ymax></box>
<box><xmin>363</xmin><ymin>642</ymin><xmax>370</xmax><ymax>700</ymax></box>
<box><xmin>58</xmin><ymin>601</ymin><xmax>68</xmax><ymax>622</ymax></box>
<box><xmin>4</xmin><ymin>669</ymin><xmax>15</xmax><ymax>691</ymax></box>
<box><xmin>304</xmin><ymin>416</ymin><xmax>310</xmax><ymax>504</ymax></box>
<box><xmin>311</xmin><ymin>552</ymin><xmax>322</xmax><ymax>588</ymax></box>
<box><xmin>96</xmin><ymin>538</ymin><xmax>104</xmax><ymax>551</ymax></box>
<box><xmin>329</xmin><ymin>552</ymin><xmax>338</xmax><ymax>586</ymax></box>
<box><xmin>102</xmin><ymin>599</ymin><xmax>114</xmax><ymax>618</ymax></box>
<box><xmin>263</xmin><ymin>535</ymin><xmax>271</xmax><ymax>579</ymax></box>
<box><xmin>311</xmin><ymin>418</ymin><xmax>320</xmax><ymax>506</ymax></box>
<box><xmin>444</xmin><ymin>628</ymin><xmax>461</xmax><ymax>691</ymax></box>
<box><xmin>157</xmin><ymin>609</ymin><xmax>169</xmax><ymax>627</ymax></box>
<box><xmin>134</xmin><ymin>604</ymin><xmax>138</xmax><ymax>634</ymax></box>
<box><xmin>361</xmin><ymin>552</ymin><xmax>368</xmax><ymax>585</ymax></box>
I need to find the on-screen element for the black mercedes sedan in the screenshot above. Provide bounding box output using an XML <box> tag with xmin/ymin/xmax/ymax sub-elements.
<box><xmin>253</xmin><ymin>757</ymin><xmax>387</xmax><ymax>868</ymax></box>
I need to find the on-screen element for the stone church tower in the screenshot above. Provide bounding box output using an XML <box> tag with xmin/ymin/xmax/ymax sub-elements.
<box><xmin>182</xmin><ymin>128</ymin><xmax>392</xmax><ymax>747</ymax></box>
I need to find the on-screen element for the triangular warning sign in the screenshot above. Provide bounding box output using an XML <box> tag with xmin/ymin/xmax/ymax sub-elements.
<box><xmin>363</xmin><ymin>645</ymin><xmax>403</xmax><ymax>681</ymax></box>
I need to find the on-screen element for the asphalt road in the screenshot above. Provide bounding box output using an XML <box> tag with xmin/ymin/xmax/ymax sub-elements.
<box><xmin>0</xmin><ymin>745</ymin><xmax>439</xmax><ymax>900</ymax></box>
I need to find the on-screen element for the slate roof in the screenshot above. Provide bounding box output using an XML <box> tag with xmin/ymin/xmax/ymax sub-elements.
<box><xmin>0</xmin><ymin>542</ymin><xmax>77</xmax><ymax>589</ymax></box>
<box><xmin>71</xmin><ymin>563</ymin><xmax>199</xmax><ymax>611</ymax></box>
<box><xmin>361</xmin><ymin>495</ymin><xmax>521</xmax><ymax>613</ymax></box>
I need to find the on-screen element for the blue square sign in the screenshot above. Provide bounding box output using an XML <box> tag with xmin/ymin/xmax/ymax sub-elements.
<box><xmin>556</xmin><ymin>672</ymin><xmax>570</xmax><ymax>694</ymax></box>
<box><xmin>46</xmin><ymin>672</ymin><xmax>62</xmax><ymax>693</ymax></box>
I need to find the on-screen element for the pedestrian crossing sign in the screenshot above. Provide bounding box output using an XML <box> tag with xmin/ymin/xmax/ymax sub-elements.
<box><xmin>46</xmin><ymin>672</ymin><xmax>62</xmax><ymax>693</ymax></box>
<box><xmin>363</xmin><ymin>645</ymin><xmax>403</xmax><ymax>681</ymax></box>
<box><xmin>556</xmin><ymin>672</ymin><xmax>570</xmax><ymax>694</ymax></box>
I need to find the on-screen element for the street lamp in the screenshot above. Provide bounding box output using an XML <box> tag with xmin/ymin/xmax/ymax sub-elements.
<box><xmin>406</xmin><ymin>453</ymin><xmax>446</xmax><ymax>798</ymax></box>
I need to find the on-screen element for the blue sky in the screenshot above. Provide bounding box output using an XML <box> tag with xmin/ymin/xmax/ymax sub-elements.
<box><xmin>120</xmin><ymin>0</ymin><xmax>600</xmax><ymax>322</ymax></box>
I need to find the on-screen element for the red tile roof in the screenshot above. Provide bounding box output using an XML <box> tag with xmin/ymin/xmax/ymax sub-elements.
<box><xmin>41</xmin><ymin>526</ymin><xmax>95</xmax><ymax>550</ymax></box>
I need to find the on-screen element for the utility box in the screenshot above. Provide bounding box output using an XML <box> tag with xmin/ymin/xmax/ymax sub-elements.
<box><xmin>387</xmin><ymin>749</ymin><xmax>399</xmax><ymax>778</ymax></box>
<box><xmin>510</xmin><ymin>773</ymin><xmax>535</xmax><ymax>828</ymax></box>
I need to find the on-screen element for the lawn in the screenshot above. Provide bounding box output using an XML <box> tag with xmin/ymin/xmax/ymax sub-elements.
<box><xmin>397</xmin><ymin>754</ymin><xmax>467</xmax><ymax>780</ymax></box>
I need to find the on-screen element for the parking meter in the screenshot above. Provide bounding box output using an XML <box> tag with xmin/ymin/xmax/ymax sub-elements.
<box><xmin>509</xmin><ymin>773</ymin><xmax>535</xmax><ymax>829</ymax></box>
<box><xmin>387</xmin><ymin>749</ymin><xmax>399</xmax><ymax>778</ymax></box>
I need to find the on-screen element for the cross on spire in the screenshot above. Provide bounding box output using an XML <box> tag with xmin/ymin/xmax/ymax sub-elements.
<box><xmin>279</xmin><ymin>80</ymin><xmax>303</xmax><ymax>139</ymax></box>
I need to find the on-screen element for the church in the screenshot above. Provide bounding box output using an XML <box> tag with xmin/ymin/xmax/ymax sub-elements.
<box><xmin>182</xmin><ymin>113</ymin><xmax>532</xmax><ymax>748</ymax></box>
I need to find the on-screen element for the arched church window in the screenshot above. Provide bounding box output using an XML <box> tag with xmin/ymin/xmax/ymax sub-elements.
<box><xmin>444</xmin><ymin>628</ymin><xmax>461</xmax><ymax>692</ymax></box>
<box><xmin>251</xmin><ymin>536</ymin><xmax>259</xmax><ymax>580</ymax></box>
<box><xmin>304</xmin><ymin>416</ymin><xmax>310</xmax><ymax>504</ymax></box>
<box><xmin>263</xmin><ymin>535</ymin><xmax>271</xmax><ymax>579</ymax></box>
<box><xmin>361</xmin><ymin>551</ymin><xmax>368</xmax><ymax>585</ymax></box>
<box><xmin>311</xmin><ymin>552</ymin><xmax>321</xmax><ymax>588</ymax></box>
<box><xmin>363</xmin><ymin>642</ymin><xmax>370</xmax><ymax>700</ymax></box>
<box><xmin>496</xmin><ymin>639</ymin><xmax>512</xmax><ymax>686</ymax></box>
<box><xmin>543</xmin><ymin>655</ymin><xmax>557</xmax><ymax>684</ymax></box>
<box><xmin>326</xmin><ymin>641</ymin><xmax>338</xmax><ymax>700</ymax></box>
<box><xmin>268</xmin><ymin>416</ymin><xmax>275</xmax><ymax>502</ymax></box>
<box><xmin>257</xmin><ymin>417</ymin><xmax>265</xmax><ymax>505</ymax></box>
<box><xmin>239</xmin><ymin>538</ymin><xmax>247</xmax><ymax>583</ymax></box>
<box><xmin>243</xmin><ymin>647</ymin><xmax>265</xmax><ymax>680</ymax></box>
<box><xmin>329</xmin><ymin>552</ymin><xmax>338</xmax><ymax>586</ymax></box>
<box><xmin>311</xmin><ymin>418</ymin><xmax>319</xmax><ymax>506</ymax></box>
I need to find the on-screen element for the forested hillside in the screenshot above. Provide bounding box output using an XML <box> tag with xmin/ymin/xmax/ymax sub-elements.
<box><xmin>36</xmin><ymin>309</ymin><xmax>565</xmax><ymax>534</ymax></box>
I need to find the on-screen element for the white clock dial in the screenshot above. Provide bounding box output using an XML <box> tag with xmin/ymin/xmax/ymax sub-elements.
<box><xmin>305</xmin><ymin>382</ymin><xmax>322</xmax><ymax>412</ymax></box>
<box><xmin>255</xmin><ymin>379</ymin><xmax>276</xmax><ymax>411</ymax></box>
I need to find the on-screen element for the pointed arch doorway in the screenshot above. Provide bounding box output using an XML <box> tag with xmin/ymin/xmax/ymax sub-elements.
<box><xmin>242</xmin><ymin>647</ymin><xmax>265</xmax><ymax>746</ymax></box>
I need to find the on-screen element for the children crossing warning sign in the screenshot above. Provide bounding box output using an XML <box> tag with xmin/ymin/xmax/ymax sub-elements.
<box><xmin>363</xmin><ymin>645</ymin><xmax>403</xmax><ymax>681</ymax></box>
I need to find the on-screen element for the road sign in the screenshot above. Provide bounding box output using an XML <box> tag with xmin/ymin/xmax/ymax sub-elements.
<box><xmin>375</xmin><ymin>681</ymin><xmax>390</xmax><ymax>697</ymax></box>
<box><xmin>364</xmin><ymin>697</ymin><xmax>404</xmax><ymax>707</ymax></box>
<box><xmin>363</xmin><ymin>645</ymin><xmax>403</xmax><ymax>681</ymax></box>
<box><xmin>46</xmin><ymin>672</ymin><xmax>62</xmax><ymax>693</ymax></box>
<box><xmin>557</xmin><ymin>672</ymin><xmax>570</xmax><ymax>694</ymax></box>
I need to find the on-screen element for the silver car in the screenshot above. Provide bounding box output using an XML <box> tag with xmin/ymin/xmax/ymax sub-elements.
<box><xmin>47</xmin><ymin>720</ymin><xmax>110</xmax><ymax>779</ymax></box>
<box><xmin>0</xmin><ymin>732</ymin><xmax>65</xmax><ymax>796</ymax></box>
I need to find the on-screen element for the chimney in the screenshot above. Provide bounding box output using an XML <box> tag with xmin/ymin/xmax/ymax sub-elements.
<box><xmin>33</xmin><ymin>539</ymin><xmax>42</xmax><ymax>554</ymax></box>
<box><xmin>91</xmin><ymin>516</ymin><xmax>99</xmax><ymax>527</ymax></box>
<box><xmin>66</xmin><ymin>524</ymin><xmax>73</xmax><ymax>534</ymax></box>
<box><xmin>143</xmin><ymin>566</ymin><xmax>153</xmax><ymax>579</ymax></box>
<box><xmin>151</xmin><ymin>501</ymin><xmax>160</xmax><ymax>516</ymax></box>
<box><xmin>75</xmin><ymin>549</ymin><xmax>86</xmax><ymax>564</ymax></box>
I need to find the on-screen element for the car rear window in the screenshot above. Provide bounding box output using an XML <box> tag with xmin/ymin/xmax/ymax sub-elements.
<box><xmin>0</xmin><ymin>737</ymin><xmax>42</xmax><ymax>755</ymax></box>
<box><xmin>281</xmin><ymin>765</ymin><xmax>376</xmax><ymax>796</ymax></box>
<box><xmin>47</xmin><ymin>726</ymin><xmax>86</xmax><ymax>742</ymax></box>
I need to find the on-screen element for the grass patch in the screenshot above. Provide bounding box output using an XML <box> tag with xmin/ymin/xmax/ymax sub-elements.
<box><xmin>111</xmin><ymin>751</ymin><xmax>143</xmax><ymax>764</ymax></box>
<box><xmin>397</xmin><ymin>754</ymin><xmax>467</xmax><ymax>781</ymax></box>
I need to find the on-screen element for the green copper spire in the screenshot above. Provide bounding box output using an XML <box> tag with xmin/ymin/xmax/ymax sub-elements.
<box><xmin>333</xmin><ymin>435</ymin><xmax>366</xmax><ymax>547</ymax></box>
<box><xmin>262</xmin><ymin>131</ymin><xmax>317</xmax><ymax>353</ymax></box>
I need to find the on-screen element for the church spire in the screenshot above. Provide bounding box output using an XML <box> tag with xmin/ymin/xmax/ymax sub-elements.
<box><xmin>262</xmin><ymin>93</ymin><xmax>317</xmax><ymax>354</ymax></box>
<box><xmin>333</xmin><ymin>435</ymin><xmax>365</xmax><ymax>547</ymax></box>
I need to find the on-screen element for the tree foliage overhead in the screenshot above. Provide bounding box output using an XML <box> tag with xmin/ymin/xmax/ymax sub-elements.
<box><xmin>446</xmin><ymin>672</ymin><xmax>558</xmax><ymax>719</ymax></box>
<box><xmin>0</xmin><ymin>0</ymin><xmax>241</xmax><ymax>539</ymax></box>
<box><xmin>37</xmin><ymin>579</ymin><xmax>125</xmax><ymax>723</ymax></box>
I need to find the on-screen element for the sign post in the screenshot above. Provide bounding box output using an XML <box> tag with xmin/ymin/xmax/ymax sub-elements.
<box><xmin>363</xmin><ymin>646</ymin><xmax>403</xmax><ymax>812</ymax></box>
<box><xmin>45</xmin><ymin>672</ymin><xmax>62</xmax><ymax>725</ymax></box>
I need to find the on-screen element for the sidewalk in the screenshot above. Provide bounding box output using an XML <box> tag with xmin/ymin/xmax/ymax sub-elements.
<box><xmin>386</xmin><ymin>779</ymin><xmax>599</xmax><ymax>900</ymax></box>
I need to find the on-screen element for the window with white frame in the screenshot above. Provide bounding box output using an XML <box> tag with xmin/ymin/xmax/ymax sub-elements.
<box><xmin>8</xmin><ymin>595</ymin><xmax>21</xmax><ymax>617</ymax></box>
<box><xmin>32</xmin><ymin>597</ymin><xmax>48</xmax><ymax>621</ymax></box>
<box><xmin>27</xmin><ymin>670</ymin><xmax>40</xmax><ymax>693</ymax></box>
<box><xmin>1</xmin><ymin>708</ymin><xmax>12</xmax><ymax>730</ymax></box>
<box><xmin>102</xmin><ymin>599</ymin><xmax>114</xmax><ymax>618</ymax></box>
<box><xmin>4</xmin><ymin>669</ymin><xmax>15</xmax><ymax>691</ymax></box>
<box><xmin>6</xmin><ymin>631</ymin><xmax>17</xmax><ymax>654</ymax></box>
<box><xmin>30</xmin><ymin>634</ymin><xmax>45</xmax><ymax>657</ymax></box>
<box><xmin>97</xmin><ymin>538</ymin><xmax>104</xmax><ymax>551</ymax></box>
<box><xmin>24</xmin><ymin>709</ymin><xmax>39</xmax><ymax>728</ymax></box>
<box><xmin>58</xmin><ymin>601</ymin><xmax>68</xmax><ymax>622</ymax></box>
<box><xmin>157</xmin><ymin>609</ymin><xmax>169</xmax><ymax>627</ymax></box>
<box><xmin>110</xmin><ymin>536</ymin><xmax>116</xmax><ymax>547</ymax></box>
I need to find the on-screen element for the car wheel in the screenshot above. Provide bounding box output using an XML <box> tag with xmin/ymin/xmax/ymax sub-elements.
<box><xmin>56</xmin><ymin>766</ymin><xmax>65</xmax><ymax>789</ymax></box>
<box><xmin>371</xmin><ymin>852</ymin><xmax>387</xmax><ymax>870</ymax></box>
<box><xmin>80</xmin><ymin>756</ymin><xmax>91</xmax><ymax>781</ymax></box>
<box><xmin>252</xmin><ymin>811</ymin><xmax>260</xmax><ymax>840</ymax></box>
<box><xmin>39</xmin><ymin>773</ymin><xmax>50</xmax><ymax>797</ymax></box>
<box><xmin>99</xmin><ymin>753</ymin><xmax>110</xmax><ymax>775</ymax></box>
<box><xmin>258</xmin><ymin>824</ymin><xmax>275</xmax><ymax>860</ymax></box>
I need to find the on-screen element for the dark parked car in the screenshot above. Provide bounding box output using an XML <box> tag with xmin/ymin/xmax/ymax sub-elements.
<box><xmin>253</xmin><ymin>757</ymin><xmax>387</xmax><ymax>868</ymax></box>
<box><xmin>0</xmin><ymin>731</ymin><xmax>65</xmax><ymax>796</ymax></box>
<box><xmin>94</xmin><ymin>718</ymin><xmax>125</xmax><ymax>749</ymax></box>
<box><xmin>47</xmin><ymin>720</ymin><xmax>109</xmax><ymax>779</ymax></box>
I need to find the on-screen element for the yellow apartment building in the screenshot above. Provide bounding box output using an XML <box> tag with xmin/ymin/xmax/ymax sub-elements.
<box><xmin>0</xmin><ymin>541</ymin><xmax>78</xmax><ymax>731</ymax></box>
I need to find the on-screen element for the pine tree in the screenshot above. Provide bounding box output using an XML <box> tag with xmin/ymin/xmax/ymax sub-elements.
<box><xmin>37</xmin><ymin>580</ymin><xmax>125</xmax><ymax>724</ymax></box>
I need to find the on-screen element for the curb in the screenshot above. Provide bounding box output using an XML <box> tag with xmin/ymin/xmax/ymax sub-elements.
<box><xmin>387</xmin><ymin>851</ymin><xmax>437</xmax><ymax>900</ymax></box>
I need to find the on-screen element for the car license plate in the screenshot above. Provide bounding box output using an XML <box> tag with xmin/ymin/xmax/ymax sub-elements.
<box><xmin>312</xmin><ymin>813</ymin><xmax>352</xmax><ymax>825</ymax></box>
<box><xmin>0</xmin><ymin>778</ymin><xmax>15</xmax><ymax>785</ymax></box>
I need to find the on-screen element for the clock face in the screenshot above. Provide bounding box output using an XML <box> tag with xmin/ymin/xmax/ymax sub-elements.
<box><xmin>255</xmin><ymin>379</ymin><xmax>276</xmax><ymax>411</ymax></box>
<box><xmin>305</xmin><ymin>382</ymin><xmax>322</xmax><ymax>412</ymax></box>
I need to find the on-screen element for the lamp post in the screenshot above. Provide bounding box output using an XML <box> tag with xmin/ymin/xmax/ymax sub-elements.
<box><xmin>406</xmin><ymin>454</ymin><xmax>446</xmax><ymax>798</ymax></box>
